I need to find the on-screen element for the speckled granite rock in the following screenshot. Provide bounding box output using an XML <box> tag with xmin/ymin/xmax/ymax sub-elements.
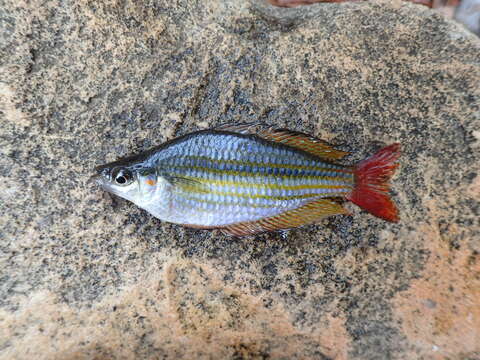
<box><xmin>0</xmin><ymin>0</ymin><xmax>479</xmax><ymax>359</ymax></box>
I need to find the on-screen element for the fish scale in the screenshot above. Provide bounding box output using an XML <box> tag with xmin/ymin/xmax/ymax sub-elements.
<box><xmin>148</xmin><ymin>134</ymin><xmax>354</xmax><ymax>226</ymax></box>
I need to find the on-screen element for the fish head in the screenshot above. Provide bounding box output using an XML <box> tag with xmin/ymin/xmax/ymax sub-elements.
<box><xmin>91</xmin><ymin>157</ymin><xmax>163</xmax><ymax>206</ymax></box>
<box><xmin>92</xmin><ymin>162</ymin><xmax>144</xmax><ymax>203</ymax></box>
<box><xmin>92</xmin><ymin>160</ymin><xmax>176</xmax><ymax>220</ymax></box>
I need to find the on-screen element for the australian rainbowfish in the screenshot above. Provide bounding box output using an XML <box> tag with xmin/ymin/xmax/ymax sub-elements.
<box><xmin>93</xmin><ymin>124</ymin><xmax>400</xmax><ymax>236</ymax></box>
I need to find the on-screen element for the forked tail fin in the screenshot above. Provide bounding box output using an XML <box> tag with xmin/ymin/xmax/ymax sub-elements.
<box><xmin>346</xmin><ymin>144</ymin><xmax>401</xmax><ymax>222</ymax></box>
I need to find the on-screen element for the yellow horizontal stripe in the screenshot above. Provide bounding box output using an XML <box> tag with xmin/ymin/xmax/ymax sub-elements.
<box><xmin>168</xmin><ymin>171</ymin><xmax>354</xmax><ymax>192</ymax></box>
<box><xmin>178</xmin><ymin>185</ymin><xmax>346</xmax><ymax>201</ymax></box>
<box><xmin>169</xmin><ymin>166</ymin><xmax>354</xmax><ymax>184</ymax></box>
<box><xmin>179</xmin><ymin>176</ymin><xmax>354</xmax><ymax>191</ymax></box>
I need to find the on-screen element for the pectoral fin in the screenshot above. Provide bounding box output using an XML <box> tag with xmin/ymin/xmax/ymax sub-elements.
<box><xmin>164</xmin><ymin>176</ymin><xmax>210</xmax><ymax>193</ymax></box>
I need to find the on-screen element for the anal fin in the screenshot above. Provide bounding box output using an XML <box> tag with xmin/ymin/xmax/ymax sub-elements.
<box><xmin>222</xmin><ymin>198</ymin><xmax>347</xmax><ymax>236</ymax></box>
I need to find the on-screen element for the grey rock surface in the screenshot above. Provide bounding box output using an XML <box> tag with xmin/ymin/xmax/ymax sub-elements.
<box><xmin>0</xmin><ymin>0</ymin><xmax>479</xmax><ymax>359</ymax></box>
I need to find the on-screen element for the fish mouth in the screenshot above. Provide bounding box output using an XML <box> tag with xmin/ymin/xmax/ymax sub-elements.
<box><xmin>88</xmin><ymin>165</ymin><xmax>109</xmax><ymax>186</ymax></box>
<box><xmin>88</xmin><ymin>173</ymin><xmax>117</xmax><ymax>196</ymax></box>
<box><xmin>89</xmin><ymin>165</ymin><xmax>112</xmax><ymax>186</ymax></box>
<box><xmin>87</xmin><ymin>173</ymin><xmax>102</xmax><ymax>185</ymax></box>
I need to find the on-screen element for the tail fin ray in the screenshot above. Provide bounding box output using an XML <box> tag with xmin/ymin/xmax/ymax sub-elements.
<box><xmin>346</xmin><ymin>144</ymin><xmax>400</xmax><ymax>222</ymax></box>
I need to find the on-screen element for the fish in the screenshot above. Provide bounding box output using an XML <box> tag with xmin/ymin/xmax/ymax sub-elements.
<box><xmin>92</xmin><ymin>124</ymin><xmax>400</xmax><ymax>236</ymax></box>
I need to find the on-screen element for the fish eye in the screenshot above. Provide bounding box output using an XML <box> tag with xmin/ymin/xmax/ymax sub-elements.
<box><xmin>112</xmin><ymin>168</ymin><xmax>133</xmax><ymax>186</ymax></box>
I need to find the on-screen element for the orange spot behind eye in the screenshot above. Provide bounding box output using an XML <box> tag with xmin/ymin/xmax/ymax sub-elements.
<box><xmin>145</xmin><ymin>179</ymin><xmax>156</xmax><ymax>186</ymax></box>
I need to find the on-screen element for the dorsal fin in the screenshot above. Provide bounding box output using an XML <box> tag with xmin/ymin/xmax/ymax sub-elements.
<box><xmin>213</xmin><ymin>122</ymin><xmax>260</xmax><ymax>134</ymax></box>
<box><xmin>257</xmin><ymin>129</ymin><xmax>349</xmax><ymax>160</ymax></box>
<box><xmin>222</xmin><ymin>198</ymin><xmax>347</xmax><ymax>236</ymax></box>
<box><xmin>214</xmin><ymin>123</ymin><xmax>349</xmax><ymax>160</ymax></box>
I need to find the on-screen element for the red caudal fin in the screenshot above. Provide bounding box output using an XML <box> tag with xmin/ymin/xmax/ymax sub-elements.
<box><xmin>346</xmin><ymin>144</ymin><xmax>401</xmax><ymax>222</ymax></box>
